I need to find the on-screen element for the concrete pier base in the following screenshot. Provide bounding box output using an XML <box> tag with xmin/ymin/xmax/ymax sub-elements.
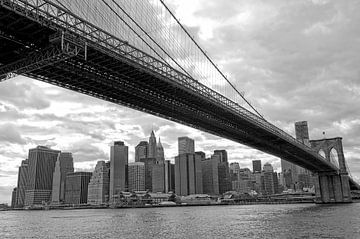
<box><xmin>314</xmin><ymin>173</ymin><xmax>352</xmax><ymax>203</ymax></box>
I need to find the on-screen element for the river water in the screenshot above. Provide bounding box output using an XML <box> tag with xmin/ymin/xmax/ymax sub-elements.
<box><xmin>1</xmin><ymin>203</ymin><xmax>359</xmax><ymax>238</ymax></box>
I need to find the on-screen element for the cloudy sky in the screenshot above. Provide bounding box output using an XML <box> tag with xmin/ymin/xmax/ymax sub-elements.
<box><xmin>1</xmin><ymin>0</ymin><xmax>360</xmax><ymax>203</ymax></box>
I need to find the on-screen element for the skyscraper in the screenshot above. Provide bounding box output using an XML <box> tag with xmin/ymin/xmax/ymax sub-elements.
<box><xmin>214</xmin><ymin>150</ymin><xmax>228</xmax><ymax>163</ymax></box>
<box><xmin>178</xmin><ymin>136</ymin><xmax>195</xmax><ymax>155</ymax></box>
<box><xmin>11</xmin><ymin>188</ymin><xmax>17</xmax><ymax>208</ymax></box>
<box><xmin>25</xmin><ymin>146</ymin><xmax>60</xmax><ymax>206</ymax></box>
<box><xmin>139</xmin><ymin>157</ymin><xmax>157</xmax><ymax>191</ymax></box>
<box><xmin>262</xmin><ymin>163</ymin><xmax>278</xmax><ymax>195</ymax></box>
<box><xmin>65</xmin><ymin>172</ymin><xmax>92</xmax><ymax>205</ymax></box>
<box><xmin>230</xmin><ymin>162</ymin><xmax>240</xmax><ymax>182</ymax></box>
<box><xmin>252</xmin><ymin>160</ymin><xmax>262</xmax><ymax>173</ymax></box>
<box><xmin>295</xmin><ymin>121</ymin><xmax>310</xmax><ymax>145</ymax></box>
<box><xmin>51</xmin><ymin>152</ymin><xmax>74</xmax><ymax>204</ymax></box>
<box><xmin>152</xmin><ymin>162</ymin><xmax>165</xmax><ymax>192</ymax></box>
<box><xmin>128</xmin><ymin>162</ymin><xmax>145</xmax><ymax>191</ymax></box>
<box><xmin>175</xmin><ymin>153</ymin><xmax>203</xmax><ymax>196</ymax></box>
<box><xmin>201</xmin><ymin>154</ymin><xmax>220</xmax><ymax>195</ymax></box>
<box><xmin>164</xmin><ymin>160</ymin><xmax>175</xmax><ymax>193</ymax></box>
<box><xmin>15</xmin><ymin>159</ymin><xmax>28</xmax><ymax>208</ymax></box>
<box><xmin>135</xmin><ymin>141</ymin><xmax>148</xmax><ymax>162</ymax></box>
<box><xmin>87</xmin><ymin>161</ymin><xmax>110</xmax><ymax>205</ymax></box>
<box><xmin>156</xmin><ymin>138</ymin><xmax>165</xmax><ymax>162</ymax></box>
<box><xmin>110</xmin><ymin>141</ymin><xmax>128</xmax><ymax>200</ymax></box>
<box><xmin>214</xmin><ymin>150</ymin><xmax>231</xmax><ymax>194</ymax></box>
<box><xmin>148</xmin><ymin>131</ymin><xmax>157</xmax><ymax>158</ymax></box>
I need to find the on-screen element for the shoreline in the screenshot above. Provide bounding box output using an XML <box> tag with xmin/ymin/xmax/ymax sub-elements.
<box><xmin>6</xmin><ymin>198</ymin><xmax>359</xmax><ymax>211</ymax></box>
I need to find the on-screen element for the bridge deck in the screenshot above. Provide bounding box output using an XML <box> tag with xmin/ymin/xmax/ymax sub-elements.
<box><xmin>1</xmin><ymin>0</ymin><xmax>357</xmax><ymax>180</ymax></box>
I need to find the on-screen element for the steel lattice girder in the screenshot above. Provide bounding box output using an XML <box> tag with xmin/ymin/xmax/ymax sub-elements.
<box><xmin>0</xmin><ymin>0</ymin><xmax>342</xmax><ymax>173</ymax></box>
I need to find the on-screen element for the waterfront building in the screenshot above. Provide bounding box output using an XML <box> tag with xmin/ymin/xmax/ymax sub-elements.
<box><xmin>175</xmin><ymin>153</ymin><xmax>203</xmax><ymax>196</ymax></box>
<box><xmin>51</xmin><ymin>152</ymin><xmax>74</xmax><ymax>204</ymax></box>
<box><xmin>128</xmin><ymin>162</ymin><xmax>145</xmax><ymax>191</ymax></box>
<box><xmin>214</xmin><ymin>150</ymin><xmax>231</xmax><ymax>194</ymax></box>
<box><xmin>15</xmin><ymin>159</ymin><xmax>28</xmax><ymax>207</ymax></box>
<box><xmin>230</xmin><ymin>164</ymin><xmax>239</xmax><ymax>183</ymax></box>
<box><xmin>178</xmin><ymin>136</ymin><xmax>195</xmax><ymax>155</ymax></box>
<box><xmin>156</xmin><ymin>138</ymin><xmax>165</xmax><ymax>162</ymax></box>
<box><xmin>152</xmin><ymin>162</ymin><xmax>165</xmax><ymax>192</ymax></box>
<box><xmin>164</xmin><ymin>160</ymin><xmax>175</xmax><ymax>193</ymax></box>
<box><xmin>110</xmin><ymin>141</ymin><xmax>128</xmax><ymax>200</ymax></box>
<box><xmin>262</xmin><ymin>163</ymin><xmax>279</xmax><ymax>195</ymax></box>
<box><xmin>11</xmin><ymin>188</ymin><xmax>17</xmax><ymax>208</ymax></box>
<box><xmin>252</xmin><ymin>160</ymin><xmax>262</xmax><ymax>173</ymax></box>
<box><xmin>135</xmin><ymin>141</ymin><xmax>148</xmax><ymax>162</ymax></box>
<box><xmin>65</xmin><ymin>172</ymin><xmax>92</xmax><ymax>204</ymax></box>
<box><xmin>232</xmin><ymin>180</ymin><xmax>253</xmax><ymax>193</ymax></box>
<box><xmin>253</xmin><ymin>172</ymin><xmax>262</xmax><ymax>194</ymax></box>
<box><xmin>87</xmin><ymin>161</ymin><xmax>110</xmax><ymax>205</ymax></box>
<box><xmin>201</xmin><ymin>154</ymin><xmax>220</xmax><ymax>195</ymax></box>
<box><xmin>139</xmin><ymin>157</ymin><xmax>157</xmax><ymax>191</ymax></box>
<box><xmin>25</xmin><ymin>146</ymin><xmax>60</xmax><ymax>206</ymax></box>
<box><xmin>148</xmin><ymin>131</ymin><xmax>157</xmax><ymax>158</ymax></box>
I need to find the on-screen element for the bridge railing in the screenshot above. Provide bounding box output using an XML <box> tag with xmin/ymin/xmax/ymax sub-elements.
<box><xmin>1</xmin><ymin>0</ymin><xmax>336</xmax><ymax>170</ymax></box>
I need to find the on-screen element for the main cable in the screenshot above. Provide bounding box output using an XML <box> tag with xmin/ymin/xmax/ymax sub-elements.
<box><xmin>159</xmin><ymin>0</ymin><xmax>266</xmax><ymax>120</ymax></box>
<box><xmin>107</xmin><ymin>0</ymin><xmax>195</xmax><ymax>80</ymax></box>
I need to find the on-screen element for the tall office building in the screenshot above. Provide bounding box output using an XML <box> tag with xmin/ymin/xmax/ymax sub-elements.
<box><xmin>135</xmin><ymin>141</ymin><xmax>148</xmax><ymax>162</ymax></box>
<box><xmin>178</xmin><ymin>137</ymin><xmax>195</xmax><ymax>155</ymax></box>
<box><xmin>65</xmin><ymin>172</ymin><xmax>92</xmax><ymax>204</ymax></box>
<box><xmin>87</xmin><ymin>161</ymin><xmax>110</xmax><ymax>205</ymax></box>
<box><xmin>11</xmin><ymin>188</ymin><xmax>17</xmax><ymax>208</ymax></box>
<box><xmin>110</xmin><ymin>141</ymin><xmax>128</xmax><ymax>200</ymax></box>
<box><xmin>139</xmin><ymin>157</ymin><xmax>157</xmax><ymax>191</ymax></box>
<box><xmin>128</xmin><ymin>162</ymin><xmax>145</xmax><ymax>191</ymax></box>
<box><xmin>230</xmin><ymin>162</ymin><xmax>240</xmax><ymax>174</ymax></box>
<box><xmin>214</xmin><ymin>150</ymin><xmax>231</xmax><ymax>194</ymax></box>
<box><xmin>51</xmin><ymin>152</ymin><xmax>74</xmax><ymax>204</ymax></box>
<box><xmin>152</xmin><ymin>162</ymin><xmax>165</xmax><ymax>192</ymax></box>
<box><xmin>25</xmin><ymin>146</ymin><xmax>60</xmax><ymax>206</ymax></box>
<box><xmin>214</xmin><ymin>150</ymin><xmax>228</xmax><ymax>163</ymax></box>
<box><xmin>261</xmin><ymin>163</ymin><xmax>278</xmax><ymax>195</ymax></box>
<box><xmin>201</xmin><ymin>154</ymin><xmax>220</xmax><ymax>195</ymax></box>
<box><xmin>230</xmin><ymin>162</ymin><xmax>240</xmax><ymax>182</ymax></box>
<box><xmin>15</xmin><ymin>159</ymin><xmax>28</xmax><ymax>207</ymax></box>
<box><xmin>175</xmin><ymin>153</ymin><xmax>203</xmax><ymax>196</ymax></box>
<box><xmin>148</xmin><ymin>131</ymin><xmax>157</xmax><ymax>158</ymax></box>
<box><xmin>164</xmin><ymin>160</ymin><xmax>175</xmax><ymax>193</ymax></box>
<box><xmin>295</xmin><ymin>121</ymin><xmax>310</xmax><ymax>145</ymax></box>
<box><xmin>252</xmin><ymin>160</ymin><xmax>262</xmax><ymax>173</ymax></box>
<box><xmin>156</xmin><ymin>138</ymin><xmax>165</xmax><ymax>162</ymax></box>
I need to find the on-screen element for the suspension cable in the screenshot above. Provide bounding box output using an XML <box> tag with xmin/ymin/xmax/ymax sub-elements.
<box><xmin>159</xmin><ymin>0</ymin><xmax>266</xmax><ymax>120</ymax></box>
<box><xmin>106</xmin><ymin>0</ymin><xmax>195</xmax><ymax>80</ymax></box>
<box><xmin>99</xmin><ymin>0</ymin><xmax>174</xmax><ymax>71</ymax></box>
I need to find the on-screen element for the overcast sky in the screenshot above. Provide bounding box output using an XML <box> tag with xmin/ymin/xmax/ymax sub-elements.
<box><xmin>1</xmin><ymin>0</ymin><xmax>360</xmax><ymax>203</ymax></box>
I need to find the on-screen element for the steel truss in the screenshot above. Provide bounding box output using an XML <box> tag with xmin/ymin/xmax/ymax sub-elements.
<box><xmin>0</xmin><ymin>0</ymin><xmax>345</xmax><ymax>173</ymax></box>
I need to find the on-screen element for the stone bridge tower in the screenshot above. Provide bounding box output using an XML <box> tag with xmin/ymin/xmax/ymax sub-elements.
<box><xmin>310</xmin><ymin>137</ymin><xmax>352</xmax><ymax>203</ymax></box>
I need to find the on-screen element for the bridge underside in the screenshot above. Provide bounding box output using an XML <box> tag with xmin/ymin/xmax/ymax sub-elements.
<box><xmin>0</xmin><ymin>1</ymin><xmax>357</xmax><ymax>188</ymax></box>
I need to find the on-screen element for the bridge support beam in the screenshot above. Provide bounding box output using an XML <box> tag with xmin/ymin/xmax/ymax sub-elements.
<box><xmin>314</xmin><ymin>172</ymin><xmax>352</xmax><ymax>203</ymax></box>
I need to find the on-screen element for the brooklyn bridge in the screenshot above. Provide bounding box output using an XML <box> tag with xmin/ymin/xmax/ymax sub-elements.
<box><xmin>0</xmin><ymin>0</ymin><xmax>359</xmax><ymax>203</ymax></box>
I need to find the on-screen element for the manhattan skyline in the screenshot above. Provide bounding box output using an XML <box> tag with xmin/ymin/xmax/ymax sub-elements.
<box><xmin>1</xmin><ymin>0</ymin><xmax>360</xmax><ymax>204</ymax></box>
